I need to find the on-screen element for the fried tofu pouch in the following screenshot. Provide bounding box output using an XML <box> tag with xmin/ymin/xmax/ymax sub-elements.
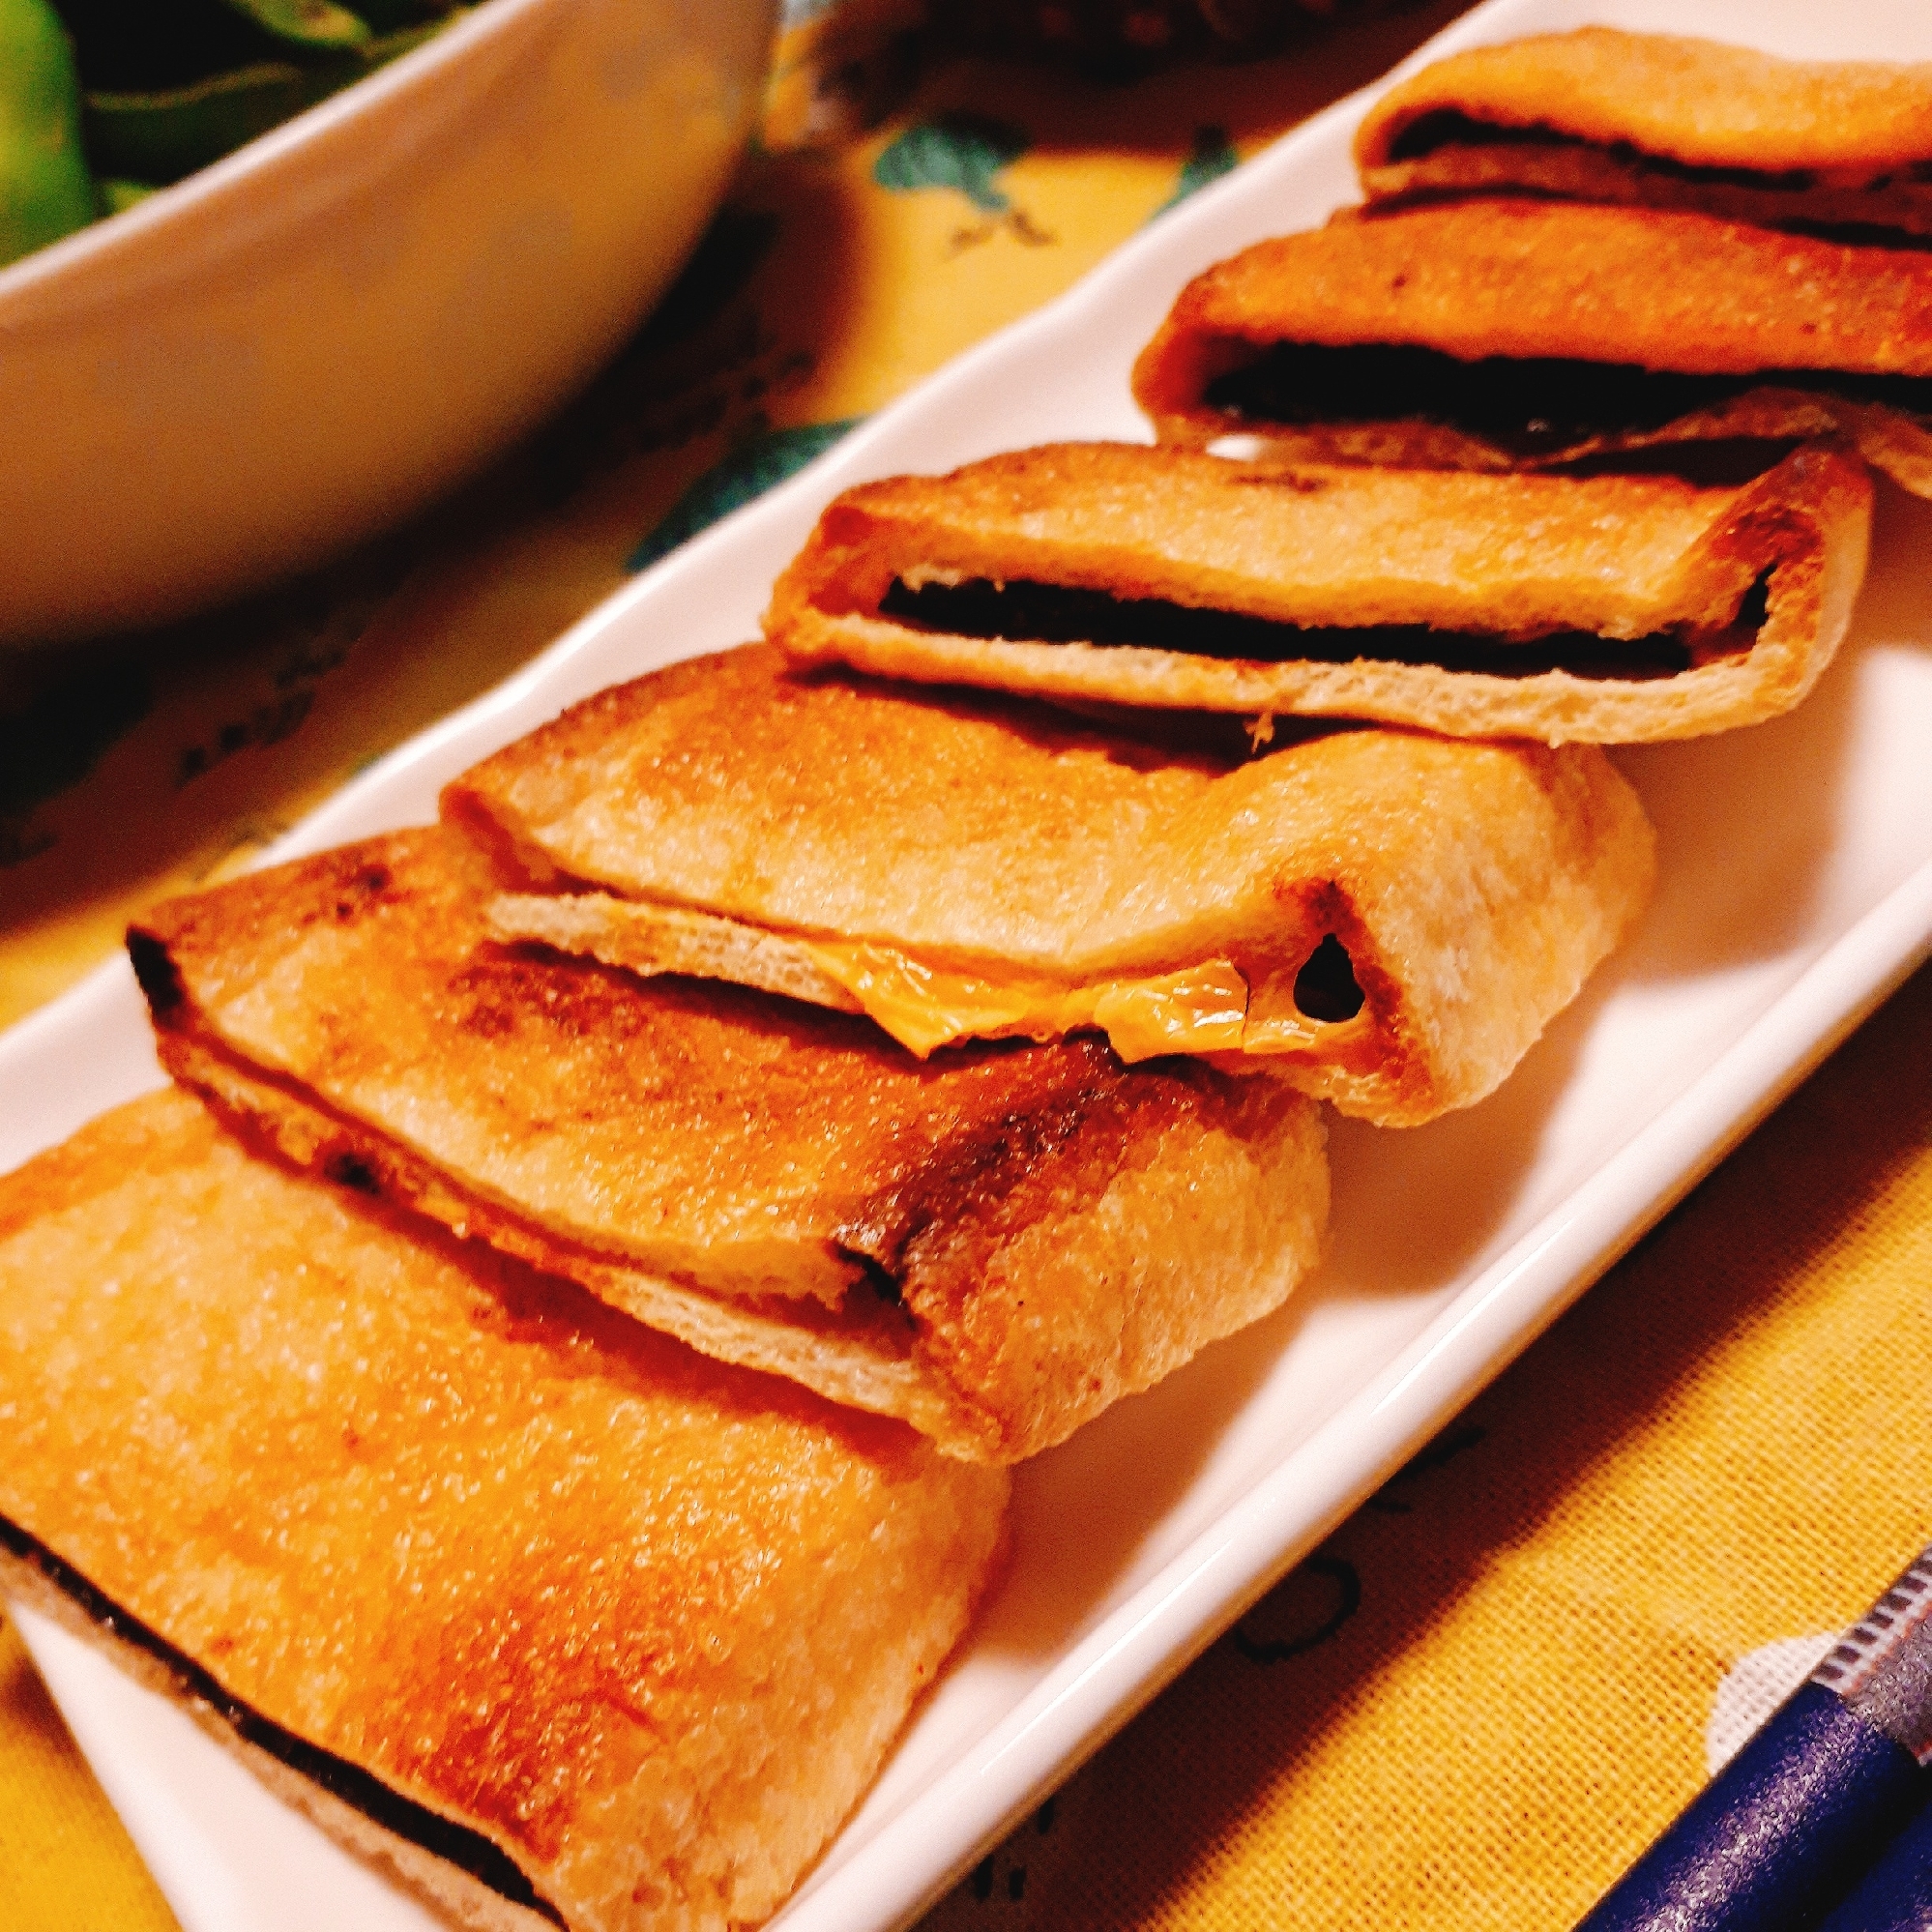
<box><xmin>441</xmin><ymin>647</ymin><xmax>1654</xmax><ymax>1126</ymax></box>
<box><xmin>766</xmin><ymin>442</ymin><xmax>1871</xmax><ymax>743</ymax></box>
<box><xmin>1132</xmin><ymin>199</ymin><xmax>1932</xmax><ymax>498</ymax></box>
<box><xmin>0</xmin><ymin>1089</ymin><xmax>1010</xmax><ymax>1932</ymax></box>
<box><xmin>1356</xmin><ymin>29</ymin><xmax>1932</xmax><ymax>241</ymax></box>
<box><xmin>129</xmin><ymin>826</ymin><xmax>1328</xmax><ymax>1463</ymax></box>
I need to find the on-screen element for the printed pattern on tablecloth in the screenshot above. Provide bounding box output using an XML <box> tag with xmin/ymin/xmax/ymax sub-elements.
<box><xmin>917</xmin><ymin>966</ymin><xmax>1932</xmax><ymax>1931</ymax></box>
<box><xmin>3</xmin><ymin>0</ymin><xmax>1478</xmax><ymax>1030</ymax></box>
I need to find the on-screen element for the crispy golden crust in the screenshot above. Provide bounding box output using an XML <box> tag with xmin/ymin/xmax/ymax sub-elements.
<box><xmin>1137</xmin><ymin>201</ymin><xmax>1932</xmax><ymax>387</ymax></box>
<box><xmin>131</xmin><ymin>828</ymin><xmax>1329</xmax><ymax>1461</ymax></box>
<box><xmin>0</xmin><ymin>1089</ymin><xmax>1010</xmax><ymax>1932</ymax></box>
<box><xmin>1131</xmin><ymin>201</ymin><xmax>1932</xmax><ymax>493</ymax></box>
<box><xmin>765</xmin><ymin>441</ymin><xmax>1872</xmax><ymax>742</ymax></box>
<box><xmin>1357</xmin><ymin>29</ymin><xmax>1932</xmax><ymax>181</ymax></box>
<box><xmin>486</xmin><ymin>893</ymin><xmax>867</xmax><ymax>1014</ymax></box>
<box><xmin>443</xmin><ymin>647</ymin><xmax>1654</xmax><ymax>1123</ymax></box>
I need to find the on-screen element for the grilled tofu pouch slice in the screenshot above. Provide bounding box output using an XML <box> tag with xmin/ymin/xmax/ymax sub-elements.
<box><xmin>1131</xmin><ymin>199</ymin><xmax>1932</xmax><ymax>499</ymax></box>
<box><xmin>1356</xmin><ymin>28</ymin><xmax>1932</xmax><ymax>242</ymax></box>
<box><xmin>764</xmin><ymin>441</ymin><xmax>1870</xmax><ymax>743</ymax></box>
<box><xmin>129</xmin><ymin>826</ymin><xmax>1329</xmax><ymax>1463</ymax></box>
<box><xmin>441</xmin><ymin>646</ymin><xmax>1654</xmax><ymax>1127</ymax></box>
<box><xmin>0</xmin><ymin>1088</ymin><xmax>1010</xmax><ymax>1932</ymax></box>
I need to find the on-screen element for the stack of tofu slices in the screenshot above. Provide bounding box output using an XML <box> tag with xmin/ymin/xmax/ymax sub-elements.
<box><xmin>2</xmin><ymin>25</ymin><xmax>1914</xmax><ymax>1932</ymax></box>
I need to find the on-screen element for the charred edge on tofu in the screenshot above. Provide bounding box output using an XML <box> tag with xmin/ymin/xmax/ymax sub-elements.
<box><xmin>0</xmin><ymin>1515</ymin><xmax>566</xmax><ymax>1925</ymax></box>
<box><xmin>878</xmin><ymin>573</ymin><xmax>1773</xmax><ymax>683</ymax></box>
<box><xmin>126</xmin><ymin>930</ymin><xmax>185</xmax><ymax>1017</ymax></box>
<box><xmin>842</xmin><ymin>1251</ymin><xmax>906</xmax><ymax>1304</ymax></box>
<box><xmin>1195</xmin><ymin>342</ymin><xmax>1932</xmax><ymax>455</ymax></box>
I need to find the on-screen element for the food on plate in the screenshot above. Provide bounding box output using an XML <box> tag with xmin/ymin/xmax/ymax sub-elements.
<box><xmin>128</xmin><ymin>824</ymin><xmax>1330</xmax><ymax>1462</ymax></box>
<box><xmin>1356</xmin><ymin>29</ymin><xmax>1932</xmax><ymax>241</ymax></box>
<box><xmin>4</xmin><ymin>15</ymin><xmax>1917</xmax><ymax>1926</ymax></box>
<box><xmin>0</xmin><ymin>0</ymin><xmax>465</xmax><ymax>263</ymax></box>
<box><xmin>763</xmin><ymin>440</ymin><xmax>1871</xmax><ymax>743</ymax></box>
<box><xmin>443</xmin><ymin>644</ymin><xmax>1655</xmax><ymax>1122</ymax></box>
<box><xmin>1131</xmin><ymin>199</ymin><xmax>1932</xmax><ymax>498</ymax></box>
<box><xmin>0</xmin><ymin>1087</ymin><xmax>1010</xmax><ymax>1932</ymax></box>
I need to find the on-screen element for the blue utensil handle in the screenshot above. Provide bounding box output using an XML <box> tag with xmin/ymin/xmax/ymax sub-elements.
<box><xmin>1576</xmin><ymin>1684</ymin><xmax>1925</xmax><ymax>1932</ymax></box>
<box><xmin>1578</xmin><ymin>1548</ymin><xmax>1932</xmax><ymax>1931</ymax></box>
<box><xmin>1817</xmin><ymin>1795</ymin><xmax>1932</xmax><ymax>1932</ymax></box>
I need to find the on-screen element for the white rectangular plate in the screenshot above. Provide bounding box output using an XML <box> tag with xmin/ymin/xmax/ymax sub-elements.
<box><xmin>10</xmin><ymin>0</ymin><xmax>1932</xmax><ymax>1925</ymax></box>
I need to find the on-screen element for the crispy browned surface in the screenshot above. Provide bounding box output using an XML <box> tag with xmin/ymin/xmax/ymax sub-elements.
<box><xmin>765</xmin><ymin>442</ymin><xmax>1871</xmax><ymax>742</ymax></box>
<box><xmin>1131</xmin><ymin>201</ymin><xmax>1932</xmax><ymax>490</ymax></box>
<box><xmin>0</xmin><ymin>1089</ymin><xmax>1010</xmax><ymax>1932</ymax></box>
<box><xmin>444</xmin><ymin>647</ymin><xmax>1654</xmax><ymax>1124</ymax></box>
<box><xmin>487</xmin><ymin>894</ymin><xmax>867</xmax><ymax>1014</ymax></box>
<box><xmin>132</xmin><ymin>827</ymin><xmax>1328</xmax><ymax>1460</ymax></box>
<box><xmin>1137</xmin><ymin>202</ymin><xmax>1932</xmax><ymax>385</ymax></box>
<box><xmin>1356</xmin><ymin>29</ymin><xmax>1932</xmax><ymax>178</ymax></box>
<box><xmin>777</xmin><ymin>443</ymin><xmax>1784</xmax><ymax>634</ymax></box>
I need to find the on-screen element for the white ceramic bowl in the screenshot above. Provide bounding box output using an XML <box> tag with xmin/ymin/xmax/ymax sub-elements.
<box><xmin>0</xmin><ymin>0</ymin><xmax>776</xmax><ymax>645</ymax></box>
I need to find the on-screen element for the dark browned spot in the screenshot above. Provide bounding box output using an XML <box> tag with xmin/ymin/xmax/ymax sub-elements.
<box><xmin>843</xmin><ymin>1251</ymin><xmax>905</xmax><ymax>1305</ymax></box>
<box><xmin>126</xmin><ymin>929</ymin><xmax>184</xmax><ymax>1018</ymax></box>
<box><xmin>334</xmin><ymin>864</ymin><xmax>393</xmax><ymax>922</ymax></box>
<box><xmin>325</xmin><ymin>1151</ymin><xmax>383</xmax><ymax>1196</ymax></box>
<box><xmin>1231</xmin><ymin>469</ymin><xmax>1332</xmax><ymax>496</ymax></box>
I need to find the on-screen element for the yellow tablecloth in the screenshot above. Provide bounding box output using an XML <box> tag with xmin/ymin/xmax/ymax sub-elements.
<box><xmin>5</xmin><ymin>6</ymin><xmax>1931</xmax><ymax>1926</ymax></box>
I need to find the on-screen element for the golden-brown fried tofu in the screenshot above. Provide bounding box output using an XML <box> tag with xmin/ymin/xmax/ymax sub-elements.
<box><xmin>1132</xmin><ymin>200</ymin><xmax>1932</xmax><ymax>498</ymax></box>
<box><xmin>0</xmin><ymin>1089</ymin><xmax>1010</xmax><ymax>1932</ymax></box>
<box><xmin>130</xmin><ymin>828</ymin><xmax>1329</xmax><ymax>1462</ymax></box>
<box><xmin>765</xmin><ymin>442</ymin><xmax>1870</xmax><ymax>743</ymax></box>
<box><xmin>1357</xmin><ymin>30</ymin><xmax>1932</xmax><ymax>241</ymax></box>
<box><xmin>444</xmin><ymin>646</ymin><xmax>1654</xmax><ymax>1124</ymax></box>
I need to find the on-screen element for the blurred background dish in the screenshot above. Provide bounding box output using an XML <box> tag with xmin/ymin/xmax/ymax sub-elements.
<box><xmin>0</xmin><ymin>0</ymin><xmax>776</xmax><ymax>645</ymax></box>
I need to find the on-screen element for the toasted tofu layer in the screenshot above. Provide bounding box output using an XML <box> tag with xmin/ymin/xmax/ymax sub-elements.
<box><xmin>445</xmin><ymin>646</ymin><xmax>1654</xmax><ymax>1124</ymax></box>
<box><xmin>131</xmin><ymin>828</ymin><xmax>1329</xmax><ymax>1461</ymax></box>
<box><xmin>765</xmin><ymin>442</ymin><xmax>1871</xmax><ymax>743</ymax></box>
<box><xmin>0</xmin><ymin>1089</ymin><xmax>1010</xmax><ymax>1932</ymax></box>
<box><xmin>1357</xmin><ymin>30</ymin><xmax>1932</xmax><ymax>238</ymax></box>
<box><xmin>1132</xmin><ymin>200</ymin><xmax>1932</xmax><ymax>498</ymax></box>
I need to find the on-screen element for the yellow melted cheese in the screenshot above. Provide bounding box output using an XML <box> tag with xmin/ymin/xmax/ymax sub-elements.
<box><xmin>797</xmin><ymin>943</ymin><xmax>1350</xmax><ymax>1063</ymax></box>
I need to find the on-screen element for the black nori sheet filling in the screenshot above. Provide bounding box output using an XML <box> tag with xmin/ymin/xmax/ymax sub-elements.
<box><xmin>126</xmin><ymin>929</ymin><xmax>185</xmax><ymax>1017</ymax></box>
<box><xmin>1197</xmin><ymin>342</ymin><xmax>1932</xmax><ymax>456</ymax></box>
<box><xmin>879</xmin><ymin>577</ymin><xmax>1703</xmax><ymax>683</ymax></box>
<box><xmin>1372</xmin><ymin>122</ymin><xmax>1932</xmax><ymax>249</ymax></box>
<box><xmin>0</xmin><ymin>1514</ymin><xmax>565</xmax><ymax>1925</ymax></box>
<box><xmin>1382</xmin><ymin>112</ymin><xmax>1822</xmax><ymax>193</ymax></box>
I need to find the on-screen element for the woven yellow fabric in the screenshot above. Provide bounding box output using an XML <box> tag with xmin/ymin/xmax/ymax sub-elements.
<box><xmin>0</xmin><ymin>1614</ymin><xmax>180</xmax><ymax>1932</ymax></box>
<box><xmin>919</xmin><ymin>958</ymin><xmax>1932</xmax><ymax>1929</ymax></box>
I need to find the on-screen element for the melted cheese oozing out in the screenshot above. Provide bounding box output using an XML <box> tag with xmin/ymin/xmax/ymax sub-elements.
<box><xmin>488</xmin><ymin>888</ymin><xmax>1372</xmax><ymax>1063</ymax></box>
<box><xmin>797</xmin><ymin>942</ymin><xmax>1350</xmax><ymax>1063</ymax></box>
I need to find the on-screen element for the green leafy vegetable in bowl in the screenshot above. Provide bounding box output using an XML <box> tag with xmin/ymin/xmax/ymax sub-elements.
<box><xmin>1</xmin><ymin>0</ymin><xmax>97</xmax><ymax>260</ymax></box>
<box><xmin>1</xmin><ymin>0</ymin><xmax>463</xmax><ymax>265</ymax></box>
